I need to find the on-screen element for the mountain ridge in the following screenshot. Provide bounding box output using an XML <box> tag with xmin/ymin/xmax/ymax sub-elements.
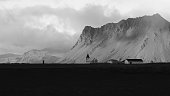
<box><xmin>72</xmin><ymin>13</ymin><xmax>167</xmax><ymax>48</ymax></box>
<box><xmin>17</xmin><ymin>49</ymin><xmax>60</xmax><ymax>63</ymax></box>
<box><xmin>0</xmin><ymin>53</ymin><xmax>20</xmax><ymax>59</ymax></box>
<box><xmin>0</xmin><ymin>49</ymin><xmax>60</xmax><ymax>63</ymax></box>
<box><xmin>60</xmin><ymin>13</ymin><xmax>170</xmax><ymax>63</ymax></box>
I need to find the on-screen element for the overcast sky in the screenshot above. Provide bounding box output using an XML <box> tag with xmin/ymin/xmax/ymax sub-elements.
<box><xmin>0</xmin><ymin>0</ymin><xmax>170</xmax><ymax>55</ymax></box>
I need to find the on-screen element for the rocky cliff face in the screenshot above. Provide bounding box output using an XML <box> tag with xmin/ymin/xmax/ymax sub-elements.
<box><xmin>60</xmin><ymin>14</ymin><xmax>170</xmax><ymax>63</ymax></box>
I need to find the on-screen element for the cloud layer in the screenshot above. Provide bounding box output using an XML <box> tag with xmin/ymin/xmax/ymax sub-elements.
<box><xmin>0</xmin><ymin>0</ymin><xmax>170</xmax><ymax>55</ymax></box>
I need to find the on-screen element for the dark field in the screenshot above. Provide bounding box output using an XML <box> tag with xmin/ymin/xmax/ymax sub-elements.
<box><xmin>1</xmin><ymin>63</ymin><xmax>170</xmax><ymax>96</ymax></box>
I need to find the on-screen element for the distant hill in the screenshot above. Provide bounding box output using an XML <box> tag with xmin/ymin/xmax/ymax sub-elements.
<box><xmin>0</xmin><ymin>49</ymin><xmax>60</xmax><ymax>63</ymax></box>
<box><xmin>0</xmin><ymin>53</ymin><xmax>20</xmax><ymax>59</ymax></box>
<box><xmin>41</xmin><ymin>47</ymin><xmax>68</xmax><ymax>57</ymax></box>
<box><xmin>16</xmin><ymin>49</ymin><xmax>60</xmax><ymax>63</ymax></box>
<box><xmin>0</xmin><ymin>53</ymin><xmax>20</xmax><ymax>63</ymax></box>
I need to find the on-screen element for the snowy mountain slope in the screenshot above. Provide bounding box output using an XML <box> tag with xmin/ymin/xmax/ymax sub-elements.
<box><xmin>0</xmin><ymin>53</ymin><xmax>20</xmax><ymax>59</ymax></box>
<box><xmin>0</xmin><ymin>53</ymin><xmax>20</xmax><ymax>63</ymax></box>
<box><xmin>16</xmin><ymin>49</ymin><xmax>60</xmax><ymax>63</ymax></box>
<box><xmin>60</xmin><ymin>14</ymin><xmax>170</xmax><ymax>63</ymax></box>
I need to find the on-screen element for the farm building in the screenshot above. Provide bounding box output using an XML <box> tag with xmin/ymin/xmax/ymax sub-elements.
<box><xmin>106</xmin><ymin>59</ymin><xmax>120</xmax><ymax>64</ymax></box>
<box><xmin>124</xmin><ymin>59</ymin><xmax>143</xmax><ymax>64</ymax></box>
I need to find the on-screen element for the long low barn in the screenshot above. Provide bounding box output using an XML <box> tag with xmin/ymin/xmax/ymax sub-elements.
<box><xmin>124</xmin><ymin>59</ymin><xmax>143</xmax><ymax>64</ymax></box>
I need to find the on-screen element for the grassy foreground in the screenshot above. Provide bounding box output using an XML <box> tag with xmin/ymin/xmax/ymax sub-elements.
<box><xmin>0</xmin><ymin>63</ymin><xmax>170</xmax><ymax>96</ymax></box>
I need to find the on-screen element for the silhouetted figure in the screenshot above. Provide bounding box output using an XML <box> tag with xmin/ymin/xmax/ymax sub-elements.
<box><xmin>43</xmin><ymin>60</ymin><xmax>45</xmax><ymax>64</ymax></box>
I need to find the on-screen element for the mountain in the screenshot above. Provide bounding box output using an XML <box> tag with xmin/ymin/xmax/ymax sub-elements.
<box><xmin>0</xmin><ymin>50</ymin><xmax>62</xmax><ymax>64</ymax></box>
<box><xmin>0</xmin><ymin>53</ymin><xmax>20</xmax><ymax>63</ymax></box>
<box><xmin>16</xmin><ymin>49</ymin><xmax>60</xmax><ymax>63</ymax></box>
<box><xmin>60</xmin><ymin>13</ymin><xmax>170</xmax><ymax>63</ymax></box>
<box><xmin>0</xmin><ymin>53</ymin><xmax>20</xmax><ymax>59</ymax></box>
<box><xmin>41</xmin><ymin>47</ymin><xmax>67</xmax><ymax>57</ymax></box>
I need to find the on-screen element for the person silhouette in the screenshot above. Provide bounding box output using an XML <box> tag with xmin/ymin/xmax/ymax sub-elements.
<box><xmin>43</xmin><ymin>60</ymin><xmax>45</xmax><ymax>64</ymax></box>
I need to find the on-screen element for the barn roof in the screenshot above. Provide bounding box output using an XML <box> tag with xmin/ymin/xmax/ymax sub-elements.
<box><xmin>108</xmin><ymin>59</ymin><xmax>119</xmax><ymax>61</ymax></box>
<box><xmin>126</xmin><ymin>59</ymin><xmax>143</xmax><ymax>62</ymax></box>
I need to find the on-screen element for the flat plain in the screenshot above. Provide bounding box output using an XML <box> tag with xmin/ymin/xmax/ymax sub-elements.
<box><xmin>0</xmin><ymin>63</ymin><xmax>170</xmax><ymax>96</ymax></box>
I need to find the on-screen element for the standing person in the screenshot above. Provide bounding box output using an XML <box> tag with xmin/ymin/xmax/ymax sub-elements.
<box><xmin>43</xmin><ymin>60</ymin><xmax>45</xmax><ymax>64</ymax></box>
